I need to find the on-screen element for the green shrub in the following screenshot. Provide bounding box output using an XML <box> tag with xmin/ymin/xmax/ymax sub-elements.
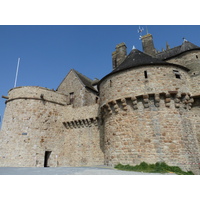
<box><xmin>114</xmin><ymin>162</ymin><xmax>194</xmax><ymax>175</ymax></box>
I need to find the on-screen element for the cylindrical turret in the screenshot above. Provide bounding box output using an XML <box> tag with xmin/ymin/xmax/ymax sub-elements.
<box><xmin>99</xmin><ymin>50</ymin><xmax>200</xmax><ymax>174</ymax></box>
<box><xmin>0</xmin><ymin>86</ymin><xmax>67</xmax><ymax>167</ymax></box>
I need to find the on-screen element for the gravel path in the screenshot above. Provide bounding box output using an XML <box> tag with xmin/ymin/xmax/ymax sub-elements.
<box><xmin>0</xmin><ymin>166</ymin><xmax>176</xmax><ymax>175</ymax></box>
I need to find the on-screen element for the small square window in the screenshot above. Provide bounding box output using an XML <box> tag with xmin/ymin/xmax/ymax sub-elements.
<box><xmin>173</xmin><ymin>70</ymin><xmax>181</xmax><ymax>79</ymax></box>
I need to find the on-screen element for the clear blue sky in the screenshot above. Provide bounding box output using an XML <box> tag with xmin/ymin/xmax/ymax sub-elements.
<box><xmin>1</xmin><ymin>25</ymin><xmax>200</xmax><ymax>124</ymax></box>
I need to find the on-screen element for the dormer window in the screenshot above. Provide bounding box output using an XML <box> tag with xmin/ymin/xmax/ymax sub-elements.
<box><xmin>173</xmin><ymin>70</ymin><xmax>181</xmax><ymax>79</ymax></box>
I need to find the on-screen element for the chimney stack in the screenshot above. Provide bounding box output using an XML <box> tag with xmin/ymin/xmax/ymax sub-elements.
<box><xmin>112</xmin><ymin>42</ymin><xmax>127</xmax><ymax>70</ymax></box>
<box><xmin>141</xmin><ymin>34</ymin><xmax>156</xmax><ymax>56</ymax></box>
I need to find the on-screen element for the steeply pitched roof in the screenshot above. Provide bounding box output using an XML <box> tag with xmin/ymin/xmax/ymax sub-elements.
<box><xmin>98</xmin><ymin>48</ymin><xmax>189</xmax><ymax>88</ymax></box>
<box><xmin>112</xmin><ymin>49</ymin><xmax>168</xmax><ymax>73</ymax></box>
<box><xmin>73</xmin><ymin>69</ymin><xmax>98</xmax><ymax>92</ymax></box>
<box><xmin>57</xmin><ymin>69</ymin><xmax>98</xmax><ymax>93</ymax></box>
<box><xmin>156</xmin><ymin>41</ymin><xmax>200</xmax><ymax>60</ymax></box>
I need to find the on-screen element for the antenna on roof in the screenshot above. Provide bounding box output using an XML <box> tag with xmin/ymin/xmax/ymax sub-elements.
<box><xmin>137</xmin><ymin>26</ymin><xmax>144</xmax><ymax>40</ymax></box>
<box><xmin>14</xmin><ymin>58</ymin><xmax>20</xmax><ymax>88</ymax></box>
<box><xmin>183</xmin><ymin>37</ymin><xmax>188</xmax><ymax>43</ymax></box>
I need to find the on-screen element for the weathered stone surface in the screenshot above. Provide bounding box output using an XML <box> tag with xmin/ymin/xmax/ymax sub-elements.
<box><xmin>0</xmin><ymin>87</ymin><xmax>104</xmax><ymax>167</ymax></box>
<box><xmin>1</xmin><ymin>34</ymin><xmax>200</xmax><ymax>175</ymax></box>
<box><xmin>99</xmin><ymin>64</ymin><xmax>200</xmax><ymax>174</ymax></box>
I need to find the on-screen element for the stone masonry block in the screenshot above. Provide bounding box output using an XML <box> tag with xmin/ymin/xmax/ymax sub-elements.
<box><xmin>165</xmin><ymin>98</ymin><xmax>171</xmax><ymax>103</ymax></box>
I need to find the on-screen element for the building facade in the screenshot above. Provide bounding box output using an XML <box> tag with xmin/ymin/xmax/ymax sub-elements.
<box><xmin>1</xmin><ymin>33</ymin><xmax>200</xmax><ymax>174</ymax></box>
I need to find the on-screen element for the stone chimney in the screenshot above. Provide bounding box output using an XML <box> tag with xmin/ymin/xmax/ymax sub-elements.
<box><xmin>141</xmin><ymin>34</ymin><xmax>156</xmax><ymax>56</ymax></box>
<box><xmin>112</xmin><ymin>42</ymin><xmax>127</xmax><ymax>70</ymax></box>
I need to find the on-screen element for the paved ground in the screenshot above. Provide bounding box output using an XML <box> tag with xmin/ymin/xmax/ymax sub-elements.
<box><xmin>0</xmin><ymin>165</ymin><xmax>176</xmax><ymax>175</ymax></box>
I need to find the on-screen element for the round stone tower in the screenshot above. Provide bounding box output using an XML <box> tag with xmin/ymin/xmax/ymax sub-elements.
<box><xmin>99</xmin><ymin>49</ymin><xmax>200</xmax><ymax>174</ymax></box>
<box><xmin>0</xmin><ymin>86</ymin><xmax>67</xmax><ymax>167</ymax></box>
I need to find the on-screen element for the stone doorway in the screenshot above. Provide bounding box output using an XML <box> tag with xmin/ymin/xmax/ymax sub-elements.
<box><xmin>44</xmin><ymin>151</ymin><xmax>52</xmax><ymax>167</ymax></box>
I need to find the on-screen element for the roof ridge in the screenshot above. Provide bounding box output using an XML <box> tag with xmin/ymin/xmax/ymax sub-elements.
<box><xmin>73</xmin><ymin>69</ymin><xmax>93</xmax><ymax>82</ymax></box>
<box><xmin>72</xmin><ymin>69</ymin><xmax>98</xmax><ymax>92</ymax></box>
<box><xmin>156</xmin><ymin>45</ymin><xmax>181</xmax><ymax>55</ymax></box>
<box><xmin>156</xmin><ymin>40</ymin><xmax>200</xmax><ymax>60</ymax></box>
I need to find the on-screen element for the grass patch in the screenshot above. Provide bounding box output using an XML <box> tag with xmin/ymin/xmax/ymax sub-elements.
<box><xmin>114</xmin><ymin>162</ymin><xmax>194</xmax><ymax>175</ymax></box>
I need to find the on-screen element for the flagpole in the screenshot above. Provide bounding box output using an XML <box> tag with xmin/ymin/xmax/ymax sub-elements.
<box><xmin>14</xmin><ymin>58</ymin><xmax>20</xmax><ymax>88</ymax></box>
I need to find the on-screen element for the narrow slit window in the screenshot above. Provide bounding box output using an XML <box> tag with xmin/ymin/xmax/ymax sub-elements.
<box><xmin>173</xmin><ymin>70</ymin><xmax>181</xmax><ymax>79</ymax></box>
<box><xmin>144</xmin><ymin>71</ymin><xmax>148</xmax><ymax>79</ymax></box>
<box><xmin>110</xmin><ymin>80</ymin><xmax>112</xmax><ymax>87</ymax></box>
<box><xmin>196</xmin><ymin>55</ymin><xmax>198</xmax><ymax>59</ymax></box>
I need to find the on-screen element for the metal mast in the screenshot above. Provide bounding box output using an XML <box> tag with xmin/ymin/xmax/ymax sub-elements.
<box><xmin>14</xmin><ymin>58</ymin><xmax>20</xmax><ymax>88</ymax></box>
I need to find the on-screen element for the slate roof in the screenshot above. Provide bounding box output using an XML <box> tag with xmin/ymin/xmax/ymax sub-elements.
<box><xmin>112</xmin><ymin>49</ymin><xmax>168</xmax><ymax>73</ymax></box>
<box><xmin>73</xmin><ymin>69</ymin><xmax>98</xmax><ymax>92</ymax></box>
<box><xmin>156</xmin><ymin>41</ymin><xmax>200</xmax><ymax>60</ymax></box>
<box><xmin>98</xmin><ymin>48</ymin><xmax>189</xmax><ymax>88</ymax></box>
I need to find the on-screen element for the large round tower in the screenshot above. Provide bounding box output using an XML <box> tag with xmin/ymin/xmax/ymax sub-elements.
<box><xmin>0</xmin><ymin>86</ymin><xmax>67</xmax><ymax>167</ymax></box>
<box><xmin>99</xmin><ymin>49</ymin><xmax>200</xmax><ymax>174</ymax></box>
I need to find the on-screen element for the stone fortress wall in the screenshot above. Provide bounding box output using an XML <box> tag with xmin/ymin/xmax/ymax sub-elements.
<box><xmin>163</xmin><ymin>50</ymin><xmax>200</xmax><ymax>96</ymax></box>
<box><xmin>99</xmin><ymin>64</ymin><xmax>200</xmax><ymax>174</ymax></box>
<box><xmin>99</xmin><ymin>65</ymin><xmax>191</xmax><ymax>105</ymax></box>
<box><xmin>1</xmin><ymin>32</ymin><xmax>200</xmax><ymax>174</ymax></box>
<box><xmin>0</xmin><ymin>86</ymin><xmax>104</xmax><ymax>167</ymax></box>
<box><xmin>165</xmin><ymin>50</ymin><xmax>200</xmax><ymax>76</ymax></box>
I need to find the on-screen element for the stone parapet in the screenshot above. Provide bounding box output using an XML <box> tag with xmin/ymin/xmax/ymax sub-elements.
<box><xmin>6</xmin><ymin>86</ymin><xmax>67</xmax><ymax>106</ymax></box>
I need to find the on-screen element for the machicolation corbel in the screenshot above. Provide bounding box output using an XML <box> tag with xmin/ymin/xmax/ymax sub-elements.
<box><xmin>93</xmin><ymin>117</ymin><xmax>98</xmax><ymax>126</ymax></box>
<box><xmin>111</xmin><ymin>100</ymin><xmax>119</xmax><ymax>113</ymax></box>
<box><xmin>80</xmin><ymin>120</ymin><xmax>84</xmax><ymax>128</ymax></box>
<box><xmin>154</xmin><ymin>93</ymin><xmax>160</xmax><ymax>107</ymax></box>
<box><xmin>165</xmin><ymin>93</ymin><xmax>171</xmax><ymax>107</ymax></box>
<box><xmin>88</xmin><ymin>119</ymin><xmax>92</xmax><ymax>127</ymax></box>
<box><xmin>69</xmin><ymin>122</ymin><xmax>73</xmax><ymax>129</ymax></box>
<box><xmin>75</xmin><ymin>120</ymin><xmax>80</xmax><ymax>128</ymax></box>
<box><xmin>105</xmin><ymin>103</ymin><xmax>112</xmax><ymax>115</ymax></box>
<box><xmin>121</xmin><ymin>98</ymin><xmax>127</xmax><ymax>110</ymax></box>
<box><xmin>131</xmin><ymin>96</ymin><xmax>138</xmax><ymax>109</ymax></box>
<box><xmin>63</xmin><ymin>117</ymin><xmax>99</xmax><ymax>129</ymax></box>
<box><xmin>143</xmin><ymin>94</ymin><xmax>149</xmax><ymax>108</ymax></box>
